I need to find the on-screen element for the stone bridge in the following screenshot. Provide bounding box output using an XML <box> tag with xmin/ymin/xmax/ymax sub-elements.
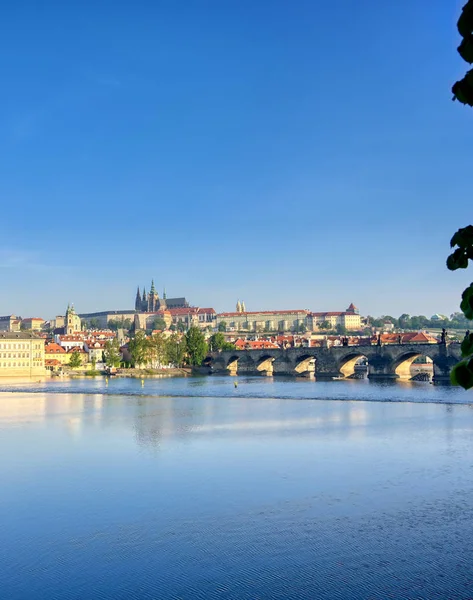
<box><xmin>205</xmin><ymin>343</ymin><xmax>462</xmax><ymax>383</ymax></box>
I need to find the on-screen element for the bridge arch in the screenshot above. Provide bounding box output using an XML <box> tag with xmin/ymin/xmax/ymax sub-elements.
<box><xmin>393</xmin><ymin>351</ymin><xmax>434</xmax><ymax>380</ymax></box>
<box><xmin>338</xmin><ymin>352</ymin><xmax>369</xmax><ymax>378</ymax></box>
<box><xmin>225</xmin><ymin>354</ymin><xmax>240</xmax><ymax>375</ymax></box>
<box><xmin>294</xmin><ymin>354</ymin><xmax>316</xmax><ymax>377</ymax></box>
<box><xmin>256</xmin><ymin>355</ymin><xmax>275</xmax><ymax>376</ymax></box>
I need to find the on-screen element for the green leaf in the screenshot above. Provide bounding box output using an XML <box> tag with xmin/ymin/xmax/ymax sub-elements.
<box><xmin>447</xmin><ymin>248</ymin><xmax>469</xmax><ymax>270</ymax></box>
<box><xmin>461</xmin><ymin>333</ymin><xmax>473</xmax><ymax>357</ymax></box>
<box><xmin>461</xmin><ymin>284</ymin><xmax>473</xmax><ymax>319</ymax></box>
<box><xmin>450</xmin><ymin>360</ymin><xmax>473</xmax><ymax>389</ymax></box>
<box><xmin>451</xmin><ymin>225</ymin><xmax>473</xmax><ymax>248</ymax></box>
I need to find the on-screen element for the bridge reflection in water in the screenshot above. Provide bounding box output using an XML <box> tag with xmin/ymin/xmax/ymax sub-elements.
<box><xmin>207</xmin><ymin>343</ymin><xmax>462</xmax><ymax>383</ymax></box>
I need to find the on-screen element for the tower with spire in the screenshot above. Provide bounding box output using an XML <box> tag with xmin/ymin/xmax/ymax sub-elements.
<box><xmin>65</xmin><ymin>303</ymin><xmax>81</xmax><ymax>334</ymax></box>
<box><xmin>133</xmin><ymin>280</ymin><xmax>189</xmax><ymax>314</ymax></box>
<box><xmin>135</xmin><ymin>286</ymin><xmax>142</xmax><ymax>311</ymax></box>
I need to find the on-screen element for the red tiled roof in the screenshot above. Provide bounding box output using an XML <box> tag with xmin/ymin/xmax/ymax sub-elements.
<box><xmin>168</xmin><ymin>307</ymin><xmax>199</xmax><ymax>315</ymax></box>
<box><xmin>45</xmin><ymin>359</ymin><xmax>61</xmax><ymax>366</ymax></box>
<box><xmin>234</xmin><ymin>339</ymin><xmax>279</xmax><ymax>349</ymax></box>
<box><xmin>45</xmin><ymin>343</ymin><xmax>66</xmax><ymax>354</ymax></box>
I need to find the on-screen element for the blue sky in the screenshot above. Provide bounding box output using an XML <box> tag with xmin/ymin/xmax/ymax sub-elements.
<box><xmin>1</xmin><ymin>0</ymin><xmax>472</xmax><ymax>319</ymax></box>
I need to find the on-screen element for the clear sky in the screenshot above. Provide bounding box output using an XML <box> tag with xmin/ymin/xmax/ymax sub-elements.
<box><xmin>1</xmin><ymin>0</ymin><xmax>472</xmax><ymax>319</ymax></box>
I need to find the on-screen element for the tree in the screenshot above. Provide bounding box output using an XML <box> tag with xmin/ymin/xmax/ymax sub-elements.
<box><xmin>69</xmin><ymin>350</ymin><xmax>82</xmax><ymax>369</ymax></box>
<box><xmin>447</xmin><ymin>226</ymin><xmax>473</xmax><ymax>388</ymax></box>
<box><xmin>147</xmin><ymin>333</ymin><xmax>167</xmax><ymax>368</ymax></box>
<box><xmin>452</xmin><ymin>1</ymin><xmax>473</xmax><ymax>106</ymax></box>
<box><xmin>108</xmin><ymin>317</ymin><xmax>133</xmax><ymax>331</ymax></box>
<box><xmin>176</xmin><ymin>321</ymin><xmax>187</xmax><ymax>333</ymax></box>
<box><xmin>166</xmin><ymin>334</ymin><xmax>187</xmax><ymax>367</ymax></box>
<box><xmin>104</xmin><ymin>338</ymin><xmax>122</xmax><ymax>368</ymax></box>
<box><xmin>89</xmin><ymin>318</ymin><xmax>100</xmax><ymax>329</ymax></box>
<box><xmin>297</xmin><ymin>323</ymin><xmax>307</xmax><ymax>333</ymax></box>
<box><xmin>335</xmin><ymin>324</ymin><xmax>347</xmax><ymax>335</ymax></box>
<box><xmin>398</xmin><ymin>314</ymin><xmax>411</xmax><ymax>330</ymax></box>
<box><xmin>319</xmin><ymin>321</ymin><xmax>331</xmax><ymax>331</ymax></box>
<box><xmin>208</xmin><ymin>332</ymin><xmax>226</xmax><ymax>352</ymax></box>
<box><xmin>185</xmin><ymin>326</ymin><xmax>208</xmax><ymax>366</ymax></box>
<box><xmin>218</xmin><ymin>321</ymin><xmax>227</xmax><ymax>332</ymax></box>
<box><xmin>127</xmin><ymin>331</ymin><xmax>149</xmax><ymax>367</ymax></box>
<box><xmin>150</xmin><ymin>317</ymin><xmax>167</xmax><ymax>331</ymax></box>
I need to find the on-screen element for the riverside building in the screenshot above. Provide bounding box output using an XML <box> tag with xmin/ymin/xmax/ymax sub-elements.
<box><xmin>0</xmin><ymin>332</ymin><xmax>46</xmax><ymax>377</ymax></box>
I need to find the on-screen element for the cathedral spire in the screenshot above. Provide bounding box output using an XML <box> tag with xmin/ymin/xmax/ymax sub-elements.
<box><xmin>142</xmin><ymin>287</ymin><xmax>146</xmax><ymax>302</ymax></box>
<box><xmin>135</xmin><ymin>286</ymin><xmax>142</xmax><ymax>311</ymax></box>
<box><xmin>150</xmin><ymin>279</ymin><xmax>156</xmax><ymax>295</ymax></box>
<box><xmin>163</xmin><ymin>287</ymin><xmax>167</xmax><ymax>300</ymax></box>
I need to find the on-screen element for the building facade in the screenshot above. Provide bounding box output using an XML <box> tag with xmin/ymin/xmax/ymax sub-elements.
<box><xmin>21</xmin><ymin>317</ymin><xmax>45</xmax><ymax>331</ymax></box>
<box><xmin>0</xmin><ymin>332</ymin><xmax>46</xmax><ymax>377</ymax></box>
<box><xmin>310</xmin><ymin>304</ymin><xmax>362</xmax><ymax>331</ymax></box>
<box><xmin>0</xmin><ymin>315</ymin><xmax>21</xmax><ymax>332</ymax></box>
<box><xmin>217</xmin><ymin>310</ymin><xmax>310</xmax><ymax>333</ymax></box>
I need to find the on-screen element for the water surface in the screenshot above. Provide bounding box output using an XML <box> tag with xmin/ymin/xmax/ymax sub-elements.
<box><xmin>1</xmin><ymin>377</ymin><xmax>473</xmax><ymax>599</ymax></box>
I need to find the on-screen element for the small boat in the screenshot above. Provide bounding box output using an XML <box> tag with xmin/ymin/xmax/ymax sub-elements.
<box><xmin>332</xmin><ymin>376</ymin><xmax>345</xmax><ymax>380</ymax></box>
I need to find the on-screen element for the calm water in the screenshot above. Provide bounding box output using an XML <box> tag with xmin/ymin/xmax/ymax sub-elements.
<box><xmin>1</xmin><ymin>376</ymin><xmax>473</xmax><ymax>599</ymax></box>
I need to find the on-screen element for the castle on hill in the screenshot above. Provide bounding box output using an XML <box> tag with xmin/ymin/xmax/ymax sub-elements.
<box><xmin>134</xmin><ymin>280</ymin><xmax>189</xmax><ymax>312</ymax></box>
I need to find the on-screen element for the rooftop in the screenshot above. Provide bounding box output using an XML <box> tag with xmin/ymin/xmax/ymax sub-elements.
<box><xmin>0</xmin><ymin>332</ymin><xmax>44</xmax><ymax>339</ymax></box>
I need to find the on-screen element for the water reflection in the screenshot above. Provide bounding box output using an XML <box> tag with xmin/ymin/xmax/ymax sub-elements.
<box><xmin>2</xmin><ymin>379</ymin><xmax>473</xmax><ymax>600</ymax></box>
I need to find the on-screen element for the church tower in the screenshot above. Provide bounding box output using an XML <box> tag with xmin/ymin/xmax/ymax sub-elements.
<box><xmin>148</xmin><ymin>279</ymin><xmax>160</xmax><ymax>312</ymax></box>
<box><xmin>65</xmin><ymin>304</ymin><xmax>81</xmax><ymax>334</ymax></box>
<box><xmin>135</xmin><ymin>286</ymin><xmax>142</xmax><ymax>311</ymax></box>
<box><xmin>236</xmin><ymin>300</ymin><xmax>242</xmax><ymax>313</ymax></box>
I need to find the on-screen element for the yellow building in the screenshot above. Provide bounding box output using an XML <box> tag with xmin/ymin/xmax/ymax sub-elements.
<box><xmin>311</xmin><ymin>304</ymin><xmax>362</xmax><ymax>331</ymax></box>
<box><xmin>217</xmin><ymin>309</ymin><xmax>310</xmax><ymax>333</ymax></box>
<box><xmin>0</xmin><ymin>332</ymin><xmax>46</xmax><ymax>377</ymax></box>
<box><xmin>21</xmin><ymin>317</ymin><xmax>45</xmax><ymax>331</ymax></box>
<box><xmin>45</xmin><ymin>342</ymin><xmax>70</xmax><ymax>365</ymax></box>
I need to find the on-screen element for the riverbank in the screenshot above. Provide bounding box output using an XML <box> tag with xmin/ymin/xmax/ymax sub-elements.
<box><xmin>65</xmin><ymin>367</ymin><xmax>194</xmax><ymax>379</ymax></box>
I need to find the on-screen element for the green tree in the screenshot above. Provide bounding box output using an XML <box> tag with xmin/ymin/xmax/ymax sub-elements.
<box><xmin>150</xmin><ymin>317</ymin><xmax>167</xmax><ymax>331</ymax></box>
<box><xmin>452</xmin><ymin>1</ymin><xmax>473</xmax><ymax>106</ymax></box>
<box><xmin>176</xmin><ymin>321</ymin><xmax>187</xmax><ymax>333</ymax></box>
<box><xmin>335</xmin><ymin>324</ymin><xmax>347</xmax><ymax>335</ymax></box>
<box><xmin>68</xmin><ymin>350</ymin><xmax>82</xmax><ymax>369</ymax></box>
<box><xmin>147</xmin><ymin>333</ymin><xmax>167</xmax><ymax>367</ymax></box>
<box><xmin>398</xmin><ymin>314</ymin><xmax>411</xmax><ymax>330</ymax></box>
<box><xmin>208</xmin><ymin>332</ymin><xmax>226</xmax><ymax>352</ymax></box>
<box><xmin>218</xmin><ymin>321</ymin><xmax>227</xmax><ymax>332</ymax></box>
<box><xmin>319</xmin><ymin>321</ymin><xmax>331</xmax><ymax>331</ymax></box>
<box><xmin>127</xmin><ymin>331</ymin><xmax>149</xmax><ymax>367</ymax></box>
<box><xmin>166</xmin><ymin>334</ymin><xmax>187</xmax><ymax>367</ymax></box>
<box><xmin>104</xmin><ymin>338</ymin><xmax>122</xmax><ymax>368</ymax></box>
<box><xmin>447</xmin><ymin>225</ymin><xmax>473</xmax><ymax>387</ymax></box>
<box><xmin>297</xmin><ymin>323</ymin><xmax>307</xmax><ymax>333</ymax></box>
<box><xmin>185</xmin><ymin>326</ymin><xmax>208</xmax><ymax>366</ymax></box>
<box><xmin>89</xmin><ymin>318</ymin><xmax>100</xmax><ymax>329</ymax></box>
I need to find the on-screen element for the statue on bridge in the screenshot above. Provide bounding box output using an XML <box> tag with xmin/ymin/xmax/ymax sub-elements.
<box><xmin>441</xmin><ymin>328</ymin><xmax>447</xmax><ymax>345</ymax></box>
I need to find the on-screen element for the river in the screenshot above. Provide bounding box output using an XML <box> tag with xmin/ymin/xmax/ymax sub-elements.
<box><xmin>1</xmin><ymin>376</ymin><xmax>473</xmax><ymax>599</ymax></box>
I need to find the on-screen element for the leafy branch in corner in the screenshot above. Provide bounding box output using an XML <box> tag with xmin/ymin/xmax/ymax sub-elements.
<box><xmin>447</xmin><ymin>226</ymin><xmax>473</xmax><ymax>388</ymax></box>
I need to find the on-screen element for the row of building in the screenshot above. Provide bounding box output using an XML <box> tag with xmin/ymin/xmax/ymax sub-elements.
<box><xmin>1</xmin><ymin>281</ymin><xmax>364</xmax><ymax>339</ymax></box>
